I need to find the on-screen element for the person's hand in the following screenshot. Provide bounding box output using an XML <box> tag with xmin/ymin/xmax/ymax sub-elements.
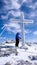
<box><xmin>18</xmin><ymin>37</ymin><xmax>21</xmax><ymax>40</ymax></box>
<box><xmin>20</xmin><ymin>38</ymin><xmax>21</xmax><ymax>39</ymax></box>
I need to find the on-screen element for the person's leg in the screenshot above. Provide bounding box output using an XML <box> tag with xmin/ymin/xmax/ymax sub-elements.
<box><xmin>15</xmin><ymin>39</ymin><xmax>19</xmax><ymax>55</ymax></box>
<box><xmin>15</xmin><ymin>39</ymin><xmax>19</xmax><ymax>47</ymax></box>
<box><xmin>15</xmin><ymin>46</ymin><xmax>18</xmax><ymax>55</ymax></box>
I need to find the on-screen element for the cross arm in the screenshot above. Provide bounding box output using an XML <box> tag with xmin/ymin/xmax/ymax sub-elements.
<box><xmin>10</xmin><ymin>18</ymin><xmax>33</xmax><ymax>23</ymax></box>
<box><xmin>22</xmin><ymin>19</ymin><xmax>33</xmax><ymax>23</ymax></box>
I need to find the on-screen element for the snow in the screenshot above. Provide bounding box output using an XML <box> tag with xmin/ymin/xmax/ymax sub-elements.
<box><xmin>0</xmin><ymin>43</ymin><xmax>37</xmax><ymax>65</ymax></box>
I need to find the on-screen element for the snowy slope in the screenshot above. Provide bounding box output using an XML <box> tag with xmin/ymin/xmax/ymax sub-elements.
<box><xmin>0</xmin><ymin>43</ymin><xmax>37</xmax><ymax>65</ymax></box>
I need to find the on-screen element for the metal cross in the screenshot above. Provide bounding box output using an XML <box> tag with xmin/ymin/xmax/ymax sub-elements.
<box><xmin>20</xmin><ymin>12</ymin><xmax>33</xmax><ymax>46</ymax></box>
<box><xmin>0</xmin><ymin>12</ymin><xmax>33</xmax><ymax>46</ymax></box>
<box><xmin>11</xmin><ymin>12</ymin><xmax>33</xmax><ymax>46</ymax></box>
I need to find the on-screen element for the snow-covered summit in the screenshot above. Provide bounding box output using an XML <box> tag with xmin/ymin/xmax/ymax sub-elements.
<box><xmin>0</xmin><ymin>42</ymin><xmax>37</xmax><ymax>65</ymax></box>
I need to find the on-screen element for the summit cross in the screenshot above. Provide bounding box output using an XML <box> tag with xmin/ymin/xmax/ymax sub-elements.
<box><xmin>0</xmin><ymin>12</ymin><xmax>33</xmax><ymax>46</ymax></box>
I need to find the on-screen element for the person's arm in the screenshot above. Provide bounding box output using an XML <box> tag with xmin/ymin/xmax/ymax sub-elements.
<box><xmin>18</xmin><ymin>35</ymin><xmax>21</xmax><ymax>39</ymax></box>
<box><xmin>19</xmin><ymin>37</ymin><xmax>21</xmax><ymax>39</ymax></box>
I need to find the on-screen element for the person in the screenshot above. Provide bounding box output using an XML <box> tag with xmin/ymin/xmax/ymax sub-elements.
<box><xmin>15</xmin><ymin>32</ymin><xmax>21</xmax><ymax>55</ymax></box>
<box><xmin>15</xmin><ymin>32</ymin><xmax>21</xmax><ymax>47</ymax></box>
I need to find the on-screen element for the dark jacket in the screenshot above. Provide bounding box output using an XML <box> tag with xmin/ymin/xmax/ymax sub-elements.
<box><xmin>15</xmin><ymin>33</ymin><xmax>21</xmax><ymax>47</ymax></box>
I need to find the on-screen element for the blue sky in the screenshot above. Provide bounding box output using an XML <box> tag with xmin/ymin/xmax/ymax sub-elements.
<box><xmin>0</xmin><ymin>0</ymin><xmax>37</xmax><ymax>43</ymax></box>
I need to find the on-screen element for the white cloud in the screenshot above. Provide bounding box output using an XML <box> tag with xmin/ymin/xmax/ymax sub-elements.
<box><xmin>0</xmin><ymin>37</ymin><xmax>6</xmax><ymax>39</ymax></box>
<box><xmin>8</xmin><ymin>10</ymin><xmax>21</xmax><ymax>17</ymax></box>
<box><xmin>23</xmin><ymin>0</ymin><xmax>27</xmax><ymax>2</ymax></box>
<box><xmin>29</xmin><ymin>11</ymin><xmax>37</xmax><ymax>18</ymax></box>
<box><xmin>11</xmin><ymin>0</ymin><xmax>20</xmax><ymax>9</ymax></box>
<box><xmin>4</xmin><ymin>23</ymin><xmax>20</xmax><ymax>30</ymax></box>
<box><xmin>17</xmin><ymin>0</ymin><xmax>27</xmax><ymax>5</ymax></box>
<box><xmin>0</xmin><ymin>36</ymin><xmax>7</xmax><ymax>43</ymax></box>
<box><xmin>2</xmin><ymin>0</ymin><xmax>12</xmax><ymax>10</ymax></box>
<box><xmin>7</xmin><ymin>22</ymin><xmax>20</xmax><ymax>29</ymax></box>
<box><xmin>0</xmin><ymin>0</ymin><xmax>26</xmax><ymax>20</ymax></box>
<box><xmin>1</xmin><ymin>15</ymin><xmax>8</xmax><ymax>19</ymax></box>
<box><xmin>12</xmin><ymin>11</ymin><xmax>21</xmax><ymax>17</ymax></box>
<box><xmin>23</xmin><ymin>1</ymin><xmax>37</xmax><ymax>19</ymax></box>
<box><xmin>4</xmin><ymin>0</ymin><xmax>32</xmax><ymax>10</ymax></box>
<box><xmin>29</xmin><ymin>2</ymin><xmax>37</xmax><ymax>10</ymax></box>
<box><xmin>0</xmin><ymin>36</ymin><xmax>6</xmax><ymax>42</ymax></box>
<box><xmin>1</xmin><ymin>21</ymin><xmax>31</xmax><ymax>35</ymax></box>
<box><xmin>33</xmin><ymin>31</ymin><xmax>37</xmax><ymax>35</ymax></box>
<box><xmin>25</xmin><ymin>0</ymin><xmax>32</xmax><ymax>4</ymax></box>
<box><xmin>24</xmin><ymin>29</ymin><xmax>31</xmax><ymax>34</ymax></box>
<box><xmin>5</xmin><ymin>24</ymin><xmax>31</xmax><ymax>34</ymax></box>
<box><xmin>0</xmin><ymin>0</ymin><xmax>21</xmax><ymax>12</ymax></box>
<box><xmin>1</xmin><ymin>19</ymin><xmax>21</xmax><ymax>34</ymax></box>
<box><xmin>1</xmin><ymin>10</ymin><xmax>21</xmax><ymax>20</ymax></box>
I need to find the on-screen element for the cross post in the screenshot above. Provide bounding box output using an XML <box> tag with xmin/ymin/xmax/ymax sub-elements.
<box><xmin>20</xmin><ymin>12</ymin><xmax>33</xmax><ymax>46</ymax></box>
